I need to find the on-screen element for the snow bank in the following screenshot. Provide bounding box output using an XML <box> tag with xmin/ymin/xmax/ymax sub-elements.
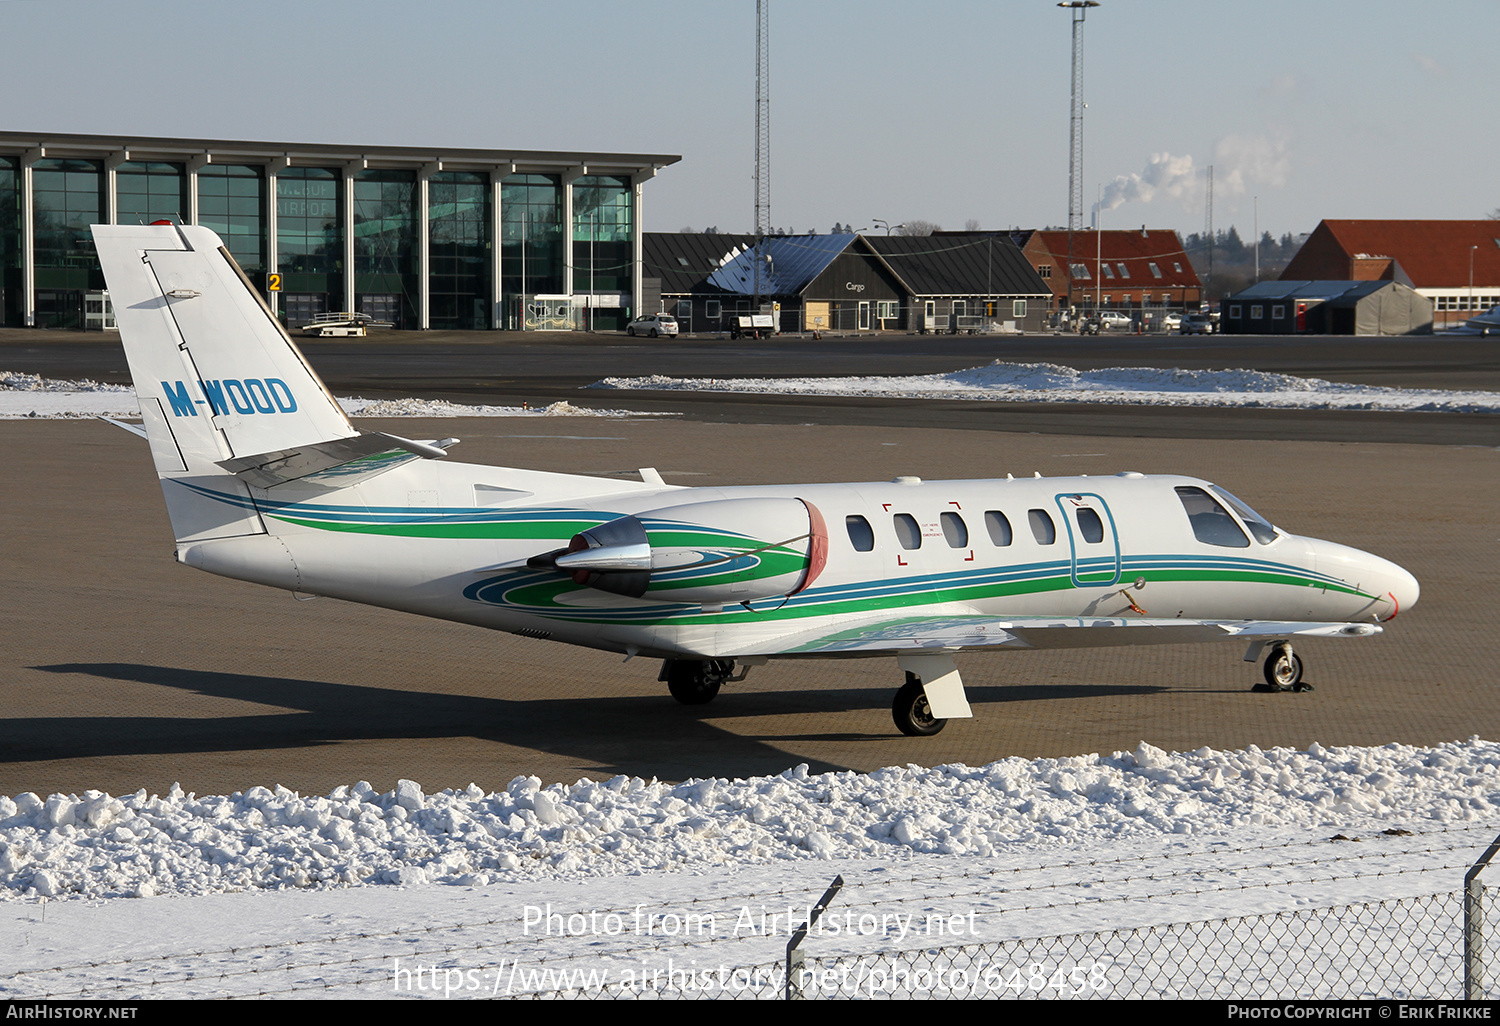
<box><xmin>0</xmin><ymin>373</ymin><xmax>667</xmax><ymax>420</ymax></box>
<box><xmin>592</xmin><ymin>360</ymin><xmax>1500</xmax><ymax>413</ymax></box>
<box><xmin>3</xmin><ymin>739</ymin><xmax>1497</xmax><ymax>902</ymax></box>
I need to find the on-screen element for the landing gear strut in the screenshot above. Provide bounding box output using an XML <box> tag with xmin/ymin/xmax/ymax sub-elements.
<box><xmin>1255</xmin><ymin>642</ymin><xmax>1311</xmax><ymax>693</ymax></box>
<box><xmin>892</xmin><ymin>672</ymin><xmax>947</xmax><ymax>736</ymax></box>
<box><xmin>660</xmin><ymin>659</ymin><xmax>735</xmax><ymax>705</ymax></box>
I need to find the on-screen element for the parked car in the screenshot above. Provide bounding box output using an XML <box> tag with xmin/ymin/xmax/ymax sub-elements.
<box><xmin>1096</xmin><ymin>310</ymin><xmax>1133</xmax><ymax>330</ymax></box>
<box><xmin>1180</xmin><ymin>313</ymin><xmax>1214</xmax><ymax>335</ymax></box>
<box><xmin>626</xmin><ymin>313</ymin><xmax>679</xmax><ymax>338</ymax></box>
<box><xmin>1162</xmin><ymin>312</ymin><xmax>1183</xmax><ymax>331</ymax></box>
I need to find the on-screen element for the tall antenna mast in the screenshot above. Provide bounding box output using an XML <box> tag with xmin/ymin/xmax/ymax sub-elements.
<box><xmin>1058</xmin><ymin>2</ymin><xmax>1098</xmax><ymax>320</ymax></box>
<box><xmin>754</xmin><ymin>0</ymin><xmax>771</xmax><ymax>309</ymax></box>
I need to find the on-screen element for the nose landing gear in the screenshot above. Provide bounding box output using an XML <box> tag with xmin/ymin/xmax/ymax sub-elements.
<box><xmin>1254</xmin><ymin>642</ymin><xmax>1313</xmax><ymax>693</ymax></box>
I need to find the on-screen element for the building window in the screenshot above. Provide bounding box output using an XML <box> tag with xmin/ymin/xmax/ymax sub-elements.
<box><xmin>1148</xmin><ymin>262</ymin><xmax>1162</xmax><ymax>278</ymax></box>
<box><xmin>1037</xmin><ymin>264</ymin><xmax>1051</xmax><ymax>278</ymax></box>
<box><xmin>1230</xmin><ymin>304</ymin><xmax>1242</xmax><ymax>318</ymax></box>
<box><xmin>1116</xmin><ymin>263</ymin><xmax>1130</xmax><ymax>279</ymax></box>
<box><xmin>429</xmin><ymin>170</ymin><xmax>492</xmax><ymax>330</ymax></box>
<box><xmin>117</xmin><ymin>161</ymin><xmax>187</xmax><ymax>226</ymax></box>
<box><xmin>1250</xmin><ymin>305</ymin><xmax>1264</xmax><ymax>320</ymax></box>
<box><xmin>198</xmin><ymin>164</ymin><xmax>265</xmax><ymax>276</ymax></box>
<box><xmin>1173</xmin><ymin>261</ymin><xmax>1183</xmax><ymax>273</ymax></box>
<box><xmin>877</xmin><ymin>300</ymin><xmax>898</xmax><ymax>319</ymax></box>
<box><xmin>1272</xmin><ymin>304</ymin><xmax>1285</xmax><ymax>319</ymax></box>
<box><xmin>1069</xmin><ymin>263</ymin><xmax>1091</xmax><ymax>280</ymax></box>
<box><xmin>1102</xmin><ymin>263</ymin><xmax>1115</xmax><ymax>279</ymax></box>
<box><xmin>1012</xmin><ymin>299</ymin><xmax>1027</xmax><ymax>318</ymax></box>
<box><xmin>706</xmin><ymin>300</ymin><xmax>721</xmax><ymax>319</ymax></box>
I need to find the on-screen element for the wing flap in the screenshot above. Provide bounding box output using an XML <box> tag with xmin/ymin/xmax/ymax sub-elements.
<box><xmin>736</xmin><ymin>614</ymin><xmax>1380</xmax><ymax>657</ymax></box>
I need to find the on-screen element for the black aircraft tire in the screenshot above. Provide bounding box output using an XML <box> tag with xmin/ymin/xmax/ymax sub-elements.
<box><xmin>892</xmin><ymin>676</ymin><xmax>946</xmax><ymax>736</ymax></box>
<box><xmin>666</xmin><ymin>661</ymin><xmax>723</xmax><ymax>705</ymax></box>
<box><xmin>1263</xmin><ymin>647</ymin><xmax>1304</xmax><ymax>690</ymax></box>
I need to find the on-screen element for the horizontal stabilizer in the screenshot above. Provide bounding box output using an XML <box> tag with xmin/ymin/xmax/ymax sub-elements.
<box><xmin>218</xmin><ymin>433</ymin><xmax>457</xmax><ymax>489</ymax></box>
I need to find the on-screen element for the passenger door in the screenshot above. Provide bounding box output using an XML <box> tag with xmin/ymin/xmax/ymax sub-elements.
<box><xmin>1054</xmin><ymin>492</ymin><xmax>1121</xmax><ymax>587</ymax></box>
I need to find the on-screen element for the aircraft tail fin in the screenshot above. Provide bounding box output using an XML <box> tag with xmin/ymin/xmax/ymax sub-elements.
<box><xmin>92</xmin><ymin>223</ymin><xmax>445</xmax><ymax>543</ymax></box>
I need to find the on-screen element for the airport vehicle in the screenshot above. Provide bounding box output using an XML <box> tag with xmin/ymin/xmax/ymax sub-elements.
<box><xmin>728</xmin><ymin>313</ymin><xmax>775</xmax><ymax>339</ymax></box>
<box><xmin>626</xmin><ymin>313</ymin><xmax>678</xmax><ymax>338</ymax></box>
<box><xmin>91</xmin><ymin>224</ymin><xmax>1419</xmax><ymax>736</ymax></box>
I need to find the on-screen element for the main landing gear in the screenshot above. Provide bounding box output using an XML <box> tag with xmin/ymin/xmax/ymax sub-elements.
<box><xmin>1254</xmin><ymin>641</ymin><xmax>1313</xmax><ymax>693</ymax></box>
<box><xmin>892</xmin><ymin>672</ymin><xmax>946</xmax><ymax>736</ymax></box>
<box><xmin>660</xmin><ymin>659</ymin><xmax>737</xmax><ymax>705</ymax></box>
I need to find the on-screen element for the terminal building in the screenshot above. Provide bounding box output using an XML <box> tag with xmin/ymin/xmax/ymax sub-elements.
<box><xmin>0</xmin><ymin>132</ymin><xmax>679</xmax><ymax>331</ymax></box>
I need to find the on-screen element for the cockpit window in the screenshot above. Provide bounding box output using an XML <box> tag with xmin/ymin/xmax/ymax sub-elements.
<box><xmin>1175</xmin><ymin>486</ymin><xmax>1249</xmax><ymax>548</ymax></box>
<box><xmin>1211</xmin><ymin>486</ymin><xmax>1279</xmax><ymax>544</ymax></box>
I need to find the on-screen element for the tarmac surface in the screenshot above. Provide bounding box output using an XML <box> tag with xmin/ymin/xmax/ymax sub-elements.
<box><xmin>3</xmin><ymin>330</ymin><xmax>1499</xmax><ymax>797</ymax></box>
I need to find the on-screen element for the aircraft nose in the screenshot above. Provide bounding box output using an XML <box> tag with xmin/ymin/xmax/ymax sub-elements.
<box><xmin>1311</xmin><ymin>538</ymin><xmax>1419</xmax><ymax>621</ymax></box>
<box><xmin>1379</xmin><ymin>560</ymin><xmax>1420</xmax><ymax>620</ymax></box>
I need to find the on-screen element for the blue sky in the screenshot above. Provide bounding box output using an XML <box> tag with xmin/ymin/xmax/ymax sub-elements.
<box><xmin>3</xmin><ymin>0</ymin><xmax>1493</xmax><ymax>239</ymax></box>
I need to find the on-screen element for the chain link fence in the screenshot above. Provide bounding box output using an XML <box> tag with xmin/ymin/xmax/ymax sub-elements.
<box><xmin>9</xmin><ymin>826</ymin><xmax>1499</xmax><ymax>1000</ymax></box>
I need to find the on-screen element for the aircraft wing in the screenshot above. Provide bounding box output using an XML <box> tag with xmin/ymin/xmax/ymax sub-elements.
<box><xmin>735</xmin><ymin>614</ymin><xmax>1380</xmax><ymax>657</ymax></box>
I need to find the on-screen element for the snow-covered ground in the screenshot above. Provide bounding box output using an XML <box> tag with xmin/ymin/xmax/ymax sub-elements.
<box><xmin>0</xmin><ymin>371</ymin><xmax>660</xmax><ymax>420</ymax></box>
<box><xmin>592</xmin><ymin>360</ymin><xmax>1500</xmax><ymax>414</ymax></box>
<box><xmin>3</xmin><ymin>370</ymin><xmax>1497</xmax><ymax>998</ymax></box>
<box><xmin>3</xmin><ymin>740</ymin><xmax>1497</xmax><ymax>998</ymax></box>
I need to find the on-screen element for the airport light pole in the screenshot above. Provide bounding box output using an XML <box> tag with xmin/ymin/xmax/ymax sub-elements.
<box><xmin>1059</xmin><ymin>1</ymin><xmax>1099</xmax><ymax>325</ymax></box>
<box><xmin>872</xmin><ymin>219</ymin><xmax>904</xmax><ymax>236</ymax></box>
<box><xmin>1471</xmin><ymin>244</ymin><xmax>1479</xmax><ymax>320</ymax></box>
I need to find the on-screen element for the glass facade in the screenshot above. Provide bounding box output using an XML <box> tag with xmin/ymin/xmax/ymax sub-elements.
<box><xmin>572</xmin><ymin>174</ymin><xmax>631</xmax><ymax>330</ymax></box>
<box><xmin>0</xmin><ymin>156</ymin><xmax>18</xmax><ymax>326</ymax></box>
<box><xmin>429</xmin><ymin>170</ymin><xmax>491</xmax><ymax>330</ymax></box>
<box><xmin>32</xmin><ymin>158</ymin><xmax>104</xmax><ymax>327</ymax></box>
<box><xmin>276</xmin><ymin>167</ymin><xmax>342</xmax><ymax>326</ymax></box>
<box><xmin>501</xmin><ymin>173</ymin><xmax>562</xmax><ymax>328</ymax></box>
<box><xmin>197</xmin><ymin>164</ymin><xmax>265</xmax><ymax>280</ymax></box>
<box><xmin>353</xmin><ymin>169</ymin><xmax>417</xmax><ymax>328</ymax></box>
<box><xmin>116</xmin><ymin>161</ymin><xmax>187</xmax><ymax>226</ymax></box>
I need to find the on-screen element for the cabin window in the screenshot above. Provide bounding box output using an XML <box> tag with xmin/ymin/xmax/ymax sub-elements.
<box><xmin>1211</xmin><ymin>486</ymin><xmax>1279</xmax><ymax>544</ymax></box>
<box><xmin>1075</xmin><ymin>507</ymin><xmax>1105</xmax><ymax>544</ymax></box>
<box><xmin>892</xmin><ymin>513</ymin><xmax>921</xmax><ymax>550</ymax></box>
<box><xmin>1175</xmin><ymin>486</ymin><xmax>1249</xmax><ymax>548</ymax></box>
<box><xmin>845</xmin><ymin>514</ymin><xmax>875</xmax><ymax>552</ymax></box>
<box><xmin>984</xmin><ymin>510</ymin><xmax>1013</xmax><ymax>546</ymax></box>
<box><xmin>1028</xmin><ymin>509</ymin><xmax>1056</xmax><ymax>545</ymax></box>
<box><xmin>940</xmin><ymin>511</ymin><xmax>968</xmax><ymax>548</ymax></box>
<box><xmin>706</xmin><ymin>300</ymin><xmax>721</xmax><ymax>319</ymax></box>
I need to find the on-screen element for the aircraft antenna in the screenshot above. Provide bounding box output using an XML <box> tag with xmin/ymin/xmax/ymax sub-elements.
<box><xmin>753</xmin><ymin>0</ymin><xmax>770</xmax><ymax>312</ymax></box>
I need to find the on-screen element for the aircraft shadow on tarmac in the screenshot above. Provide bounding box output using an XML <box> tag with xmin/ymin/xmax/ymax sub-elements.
<box><xmin>25</xmin><ymin>663</ymin><xmax>1170</xmax><ymax>781</ymax></box>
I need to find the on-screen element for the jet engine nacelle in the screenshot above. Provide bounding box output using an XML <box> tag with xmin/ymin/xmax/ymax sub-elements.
<box><xmin>530</xmin><ymin>497</ymin><xmax>828</xmax><ymax>604</ymax></box>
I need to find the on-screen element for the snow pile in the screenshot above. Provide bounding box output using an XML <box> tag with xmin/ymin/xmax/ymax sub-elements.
<box><xmin>340</xmin><ymin>397</ymin><xmax>668</xmax><ymax>418</ymax></box>
<box><xmin>3</xmin><ymin>739</ymin><xmax>1497</xmax><ymax>902</ymax></box>
<box><xmin>0</xmin><ymin>372</ymin><xmax>663</xmax><ymax>420</ymax></box>
<box><xmin>0</xmin><ymin>371</ymin><xmax>138</xmax><ymax>419</ymax></box>
<box><xmin>592</xmin><ymin>360</ymin><xmax>1500</xmax><ymax>413</ymax></box>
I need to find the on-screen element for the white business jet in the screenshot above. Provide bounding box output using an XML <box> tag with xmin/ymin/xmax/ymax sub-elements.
<box><xmin>92</xmin><ymin>224</ymin><xmax>1419</xmax><ymax>736</ymax></box>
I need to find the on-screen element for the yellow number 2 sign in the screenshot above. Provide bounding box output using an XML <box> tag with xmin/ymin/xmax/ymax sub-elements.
<box><xmin>267</xmin><ymin>273</ymin><xmax>282</xmax><ymax>293</ymax></box>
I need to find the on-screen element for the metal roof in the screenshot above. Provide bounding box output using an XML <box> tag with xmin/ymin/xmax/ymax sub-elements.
<box><xmin>642</xmin><ymin>233</ymin><xmax>758</xmax><ymax>295</ymax></box>
<box><xmin>0</xmin><ymin>130</ymin><xmax>679</xmax><ymax>176</ymax></box>
<box><xmin>863</xmin><ymin>234</ymin><xmax>1049</xmax><ymax>296</ymax></box>
<box><xmin>1229</xmin><ymin>280</ymin><xmax>1396</xmax><ymax>302</ymax></box>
